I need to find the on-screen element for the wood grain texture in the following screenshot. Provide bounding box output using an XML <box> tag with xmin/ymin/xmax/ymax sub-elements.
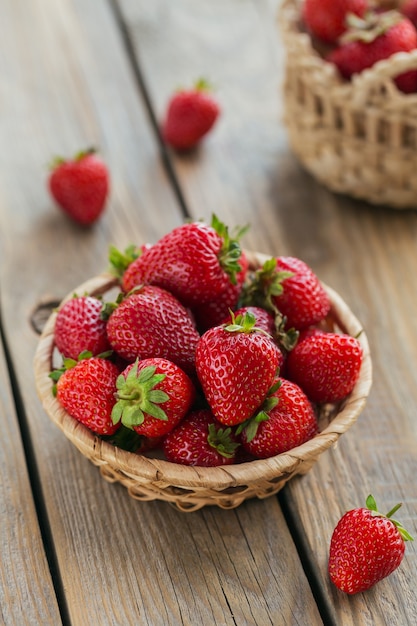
<box><xmin>116</xmin><ymin>0</ymin><xmax>417</xmax><ymax>623</ymax></box>
<box><xmin>0</xmin><ymin>339</ymin><xmax>61</xmax><ymax>624</ymax></box>
<box><xmin>0</xmin><ymin>0</ymin><xmax>323</xmax><ymax>624</ymax></box>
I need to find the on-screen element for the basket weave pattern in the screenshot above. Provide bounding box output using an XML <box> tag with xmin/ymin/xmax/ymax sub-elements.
<box><xmin>279</xmin><ymin>0</ymin><xmax>417</xmax><ymax>209</ymax></box>
<box><xmin>34</xmin><ymin>252</ymin><xmax>372</xmax><ymax>512</ymax></box>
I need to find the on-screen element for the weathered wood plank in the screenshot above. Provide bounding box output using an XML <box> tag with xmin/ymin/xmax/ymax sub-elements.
<box><xmin>0</xmin><ymin>336</ymin><xmax>61</xmax><ymax>624</ymax></box>
<box><xmin>117</xmin><ymin>0</ymin><xmax>417</xmax><ymax>623</ymax></box>
<box><xmin>0</xmin><ymin>0</ymin><xmax>323</xmax><ymax>624</ymax></box>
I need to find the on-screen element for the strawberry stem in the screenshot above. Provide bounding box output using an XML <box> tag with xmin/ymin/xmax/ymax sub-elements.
<box><xmin>365</xmin><ymin>494</ymin><xmax>414</xmax><ymax>542</ymax></box>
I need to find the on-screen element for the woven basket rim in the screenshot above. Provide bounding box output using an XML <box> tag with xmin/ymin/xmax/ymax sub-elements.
<box><xmin>33</xmin><ymin>251</ymin><xmax>372</xmax><ymax>492</ymax></box>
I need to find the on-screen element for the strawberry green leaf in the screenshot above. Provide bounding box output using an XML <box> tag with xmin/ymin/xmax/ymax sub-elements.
<box><xmin>207</xmin><ymin>424</ymin><xmax>240</xmax><ymax>459</ymax></box>
<box><xmin>366</xmin><ymin>494</ymin><xmax>378</xmax><ymax>512</ymax></box>
<box><xmin>113</xmin><ymin>361</ymin><xmax>169</xmax><ymax>429</ymax></box>
<box><xmin>211</xmin><ymin>213</ymin><xmax>247</xmax><ymax>285</ymax></box>
<box><xmin>108</xmin><ymin>243</ymin><xmax>142</xmax><ymax>278</ymax></box>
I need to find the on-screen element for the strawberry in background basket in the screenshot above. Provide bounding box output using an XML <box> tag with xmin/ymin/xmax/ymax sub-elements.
<box><xmin>302</xmin><ymin>0</ymin><xmax>369</xmax><ymax>44</ymax></box>
<box><xmin>48</xmin><ymin>148</ymin><xmax>109</xmax><ymax>225</ymax></box>
<box><xmin>327</xmin><ymin>10</ymin><xmax>417</xmax><ymax>93</ymax></box>
<box><xmin>161</xmin><ymin>78</ymin><xmax>220</xmax><ymax>150</ymax></box>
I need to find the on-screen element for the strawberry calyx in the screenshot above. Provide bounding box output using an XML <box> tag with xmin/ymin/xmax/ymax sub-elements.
<box><xmin>49</xmin><ymin>349</ymin><xmax>113</xmax><ymax>395</ymax></box>
<box><xmin>211</xmin><ymin>214</ymin><xmax>247</xmax><ymax>285</ymax></box>
<box><xmin>207</xmin><ymin>423</ymin><xmax>240</xmax><ymax>459</ymax></box>
<box><xmin>236</xmin><ymin>379</ymin><xmax>281</xmax><ymax>442</ymax></box>
<box><xmin>341</xmin><ymin>10</ymin><xmax>404</xmax><ymax>44</ymax></box>
<box><xmin>194</xmin><ymin>77</ymin><xmax>213</xmax><ymax>92</ymax></box>
<box><xmin>223</xmin><ymin>310</ymin><xmax>270</xmax><ymax>335</ymax></box>
<box><xmin>112</xmin><ymin>361</ymin><xmax>170</xmax><ymax>429</ymax></box>
<box><xmin>108</xmin><ymin>243</ymin><xmax>143</xmax><ymax>278</ymax></box>
<box><xmin>366</xmin><ymin>494</ymin><xmax>414</xmax><ymax>542</ymax></box>
<box><xmin>239</xmin><ymin>258</ymin><xmax>299</xmax><ymax>350</ymax></box>
<box><xmin>240</xmin><ymin>257</ymin><xmax>293</xmax><ymax>310</ymax></box>
<box><xmin>48</xmin><ymin>147</ymin><xmax>96</xmax><ymax>170</ymax></box>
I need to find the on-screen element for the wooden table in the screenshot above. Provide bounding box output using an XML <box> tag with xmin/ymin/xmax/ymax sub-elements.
<box><xmin>1</xmin><ymin>1</ymin><xmax>416</xmax><ymax>624</ymax></box>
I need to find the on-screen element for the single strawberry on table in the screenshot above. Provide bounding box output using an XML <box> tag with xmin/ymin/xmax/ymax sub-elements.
<box><xmin>54</xmin><ymin>294</ymin><xmax>111</xmax><ymax>360</ymax></box>
<box><xmin>302</xmin><ymin>0</ymin><xmax>369</xmax><ymax>44</ymax></box>
<box><xmin>238</xmin><ymin>377</ymin><xmax>318</xmax><ymax>459</ymax></box>
<box><xmin>286</xmin><ymin>329</ymin><xmax>363</xmax><ymax>404</ymax></box>
<box><xmin>112</xmin><ymin>358</ymin><xmax>195</xmax><ymax>438</ymax></box>
<box><xmin>163</xmin><ymin>409</ymin><xmax>240</xmax><ymax>467</ymax></box>
<box><xmin>53</xmin><ymin>355</ymin><xmax>120</xmax><ymax>436</ymax></box>
<box><xmin>104</xmin><ymin>285</ymin><xmax>200</xmax><ymax>376</ymax></box>
<box><xmin>162</xmin><ymin>78</ymin><xmax>220</xmax><ymax>150</ymax></box>
<box><xmin>121</xmin><ymin>214</ymin><xmax>245</xmax><ymax>309</ymax></box>
<box><xmin>195</xmin><ymin>310</ymin><xmax>281</xmax><ymax>426</ymax></box>
<box><xmin>329</xmin><ymin>494</ymin><xmax>414</xmax><ymax>594</ymax></box>
<box><xmin>327</xmin><ymin>10</ymin><xmax>417</xmax><ymax>94</ymax></box>
<box><xmin>48</xmin><ymin>147</ymin><xmax>109</xmax><ymax>225</ymax></box>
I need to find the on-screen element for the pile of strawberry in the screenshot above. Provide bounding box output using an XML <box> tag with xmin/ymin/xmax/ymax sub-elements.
<box><xmin>302</xmin><ymin>0</ymin><xmax>417</xmax><ymax>94</ymax></box>
<box><xmin>50</xmin><ymin>215</ymin><xmax>363</xmax><ymax>467</ymax></box>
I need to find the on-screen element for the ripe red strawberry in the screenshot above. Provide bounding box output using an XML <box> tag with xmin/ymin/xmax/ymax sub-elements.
<box><xmin>48</xmin><ymin>148</ymin><xmax>109</xmax><ymax>225</ymax></box>
<box><xmin>55</xmin><ymin>356</ymin><xmax>120</xmax><ymax>435</ymax></box>
<box><xmin>327</xmin><ymin>11</ymin><xmax>417</xmax><ymax>93</ymax></box>
<box><xmin>191</xmin><ymin>250</ymin><xmax>249</xmax><ymax>332</ymax></box>
<box><xmin>242</xmin><ymin>256</ymin><xmax>330</xmax><ymax>332</ymax></box>
<box><xmin>286</xmin><ymin>330</ymin><xmax>363</xmax><ymax>403</ymax></box>
<box><xmin>329</xmin><ymin>495</ymin><xmax>414</xmax><ymax>594</ymax></box>
<box><xmin>302</xmin><ymin>0</ymin><xmax>368</xmax><ymax>44</ymax></box>
<box><xmin>105</xmin><ymin>285</ymin><xmax>200</xmax><ymax>376</ymax></box>
<box><xmin>163</xmin><ymin>409</ymin><xmax>240</xmax><ymax>466</ymax></box>
<box><xmin>195</xmin><ymin>311</ymin><xmax>281</xmax><ymax>426</ymax></box>
<box><xmin>238</xmin><ymin>378</ymin><xmax>318</xmax><ymax>458</ymax></box>
<box><xmin>54</xmin><ymin>295</ymin><xmax>110</xmax><ymax>359</ymax></box>
<box><xmin>162</xmin><ymin>79</ymin><xmax>220</xmax><ymax>150</ymax></box>
<box><xmin>112</xmin><ymin>358</ymin><xmax>195</xmax><ymax>438</ymax></box>
<box><xmin>122</xmin><ymin>215</ymin><xmax>245</xmax><ymax>308</ymax></box>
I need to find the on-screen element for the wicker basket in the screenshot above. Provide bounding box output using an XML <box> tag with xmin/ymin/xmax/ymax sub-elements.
<box><xmin>278</xmin><ymin>0</ymin><xmax>417</xmax><ymax>209</ymax></box>
<box><xmin>34</xmin><ymin>251</ymin><xmax>372</xmax><ymax>512</ymax></box>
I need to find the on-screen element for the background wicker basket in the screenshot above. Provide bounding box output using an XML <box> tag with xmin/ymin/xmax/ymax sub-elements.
<box><xmin>34</xmin><ymin>251</ymin><xmax>372</xmax><ymax>512</ymax></box>
<box><xmin>278</xmin><ymin>0</ymin><xmax>417</xmax><ymax>209</ymax></box>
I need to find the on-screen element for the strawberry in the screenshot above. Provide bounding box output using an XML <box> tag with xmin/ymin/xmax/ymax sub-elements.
<box><xmin>238</xmin><ymin>378</ymin><xmax>318</xmax><ymax>458</ymax></box>
<box><xmin>286</xmin><ymin>330</ymin><xmax>363</xmax><ymax>404</ymax></box>
<box><xmin>329</xmin><ymin>494</ymin><xmax>414</xmax><ymax>594</ymax></box>
<box><xmin>105</xmin><ymin>286</ymin><xmax>200</xmax><ymax>376</ymax></box>
<box><xmin>242</xmin><ymin>256</ymin><xmax>330</xmax><ymax>332</ymax></box>
<box><xmin>195</xmin><ymin>311</ymin><xmax>281</xmax><ymax>426</ymax></box>
<box><xmin>54</xmin><ymin>295</ymin><xmax>111</xmax><ymax>360</ymax></box>
<box><xmin>302</xmin><ymin>0</ymin><xmax>368</xmax><ymax>44</ymax></box>
<box><xmin>162</xmin><ymin>78</ymin><xmax>220</xmax><ymax>150</ymax></box>
<box><xmin>55</xmin><ymin>356</ymin><xmax>120</xmax><ymax>436</ymax></box>
<box><xmin>112</xmin><ymin>358</ymin><xmax>195</xmax><ymax>438</ymax></box>
<box><xmin>121</xmin><ymin>215</ymin><xmax>245</xmax><ymax>308</ymax></box>
<box><xmin>327</xmin><ymin>11</ymin><xmax>417</xmax><ymax>94</ymax></box>
<box><xmin>48</xmin><ymin>148</ymin><xmax>109</xmax><ymax>225</ymax></box>
<box><xmin>191</xmin><ymin>250</ymin><xmax>249</xmax><ymax>332</ymax></box>
<box><xmin>163</xmin><ymin>409</ymin><xmax>240</xmax><ymax>466</ymax></box>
